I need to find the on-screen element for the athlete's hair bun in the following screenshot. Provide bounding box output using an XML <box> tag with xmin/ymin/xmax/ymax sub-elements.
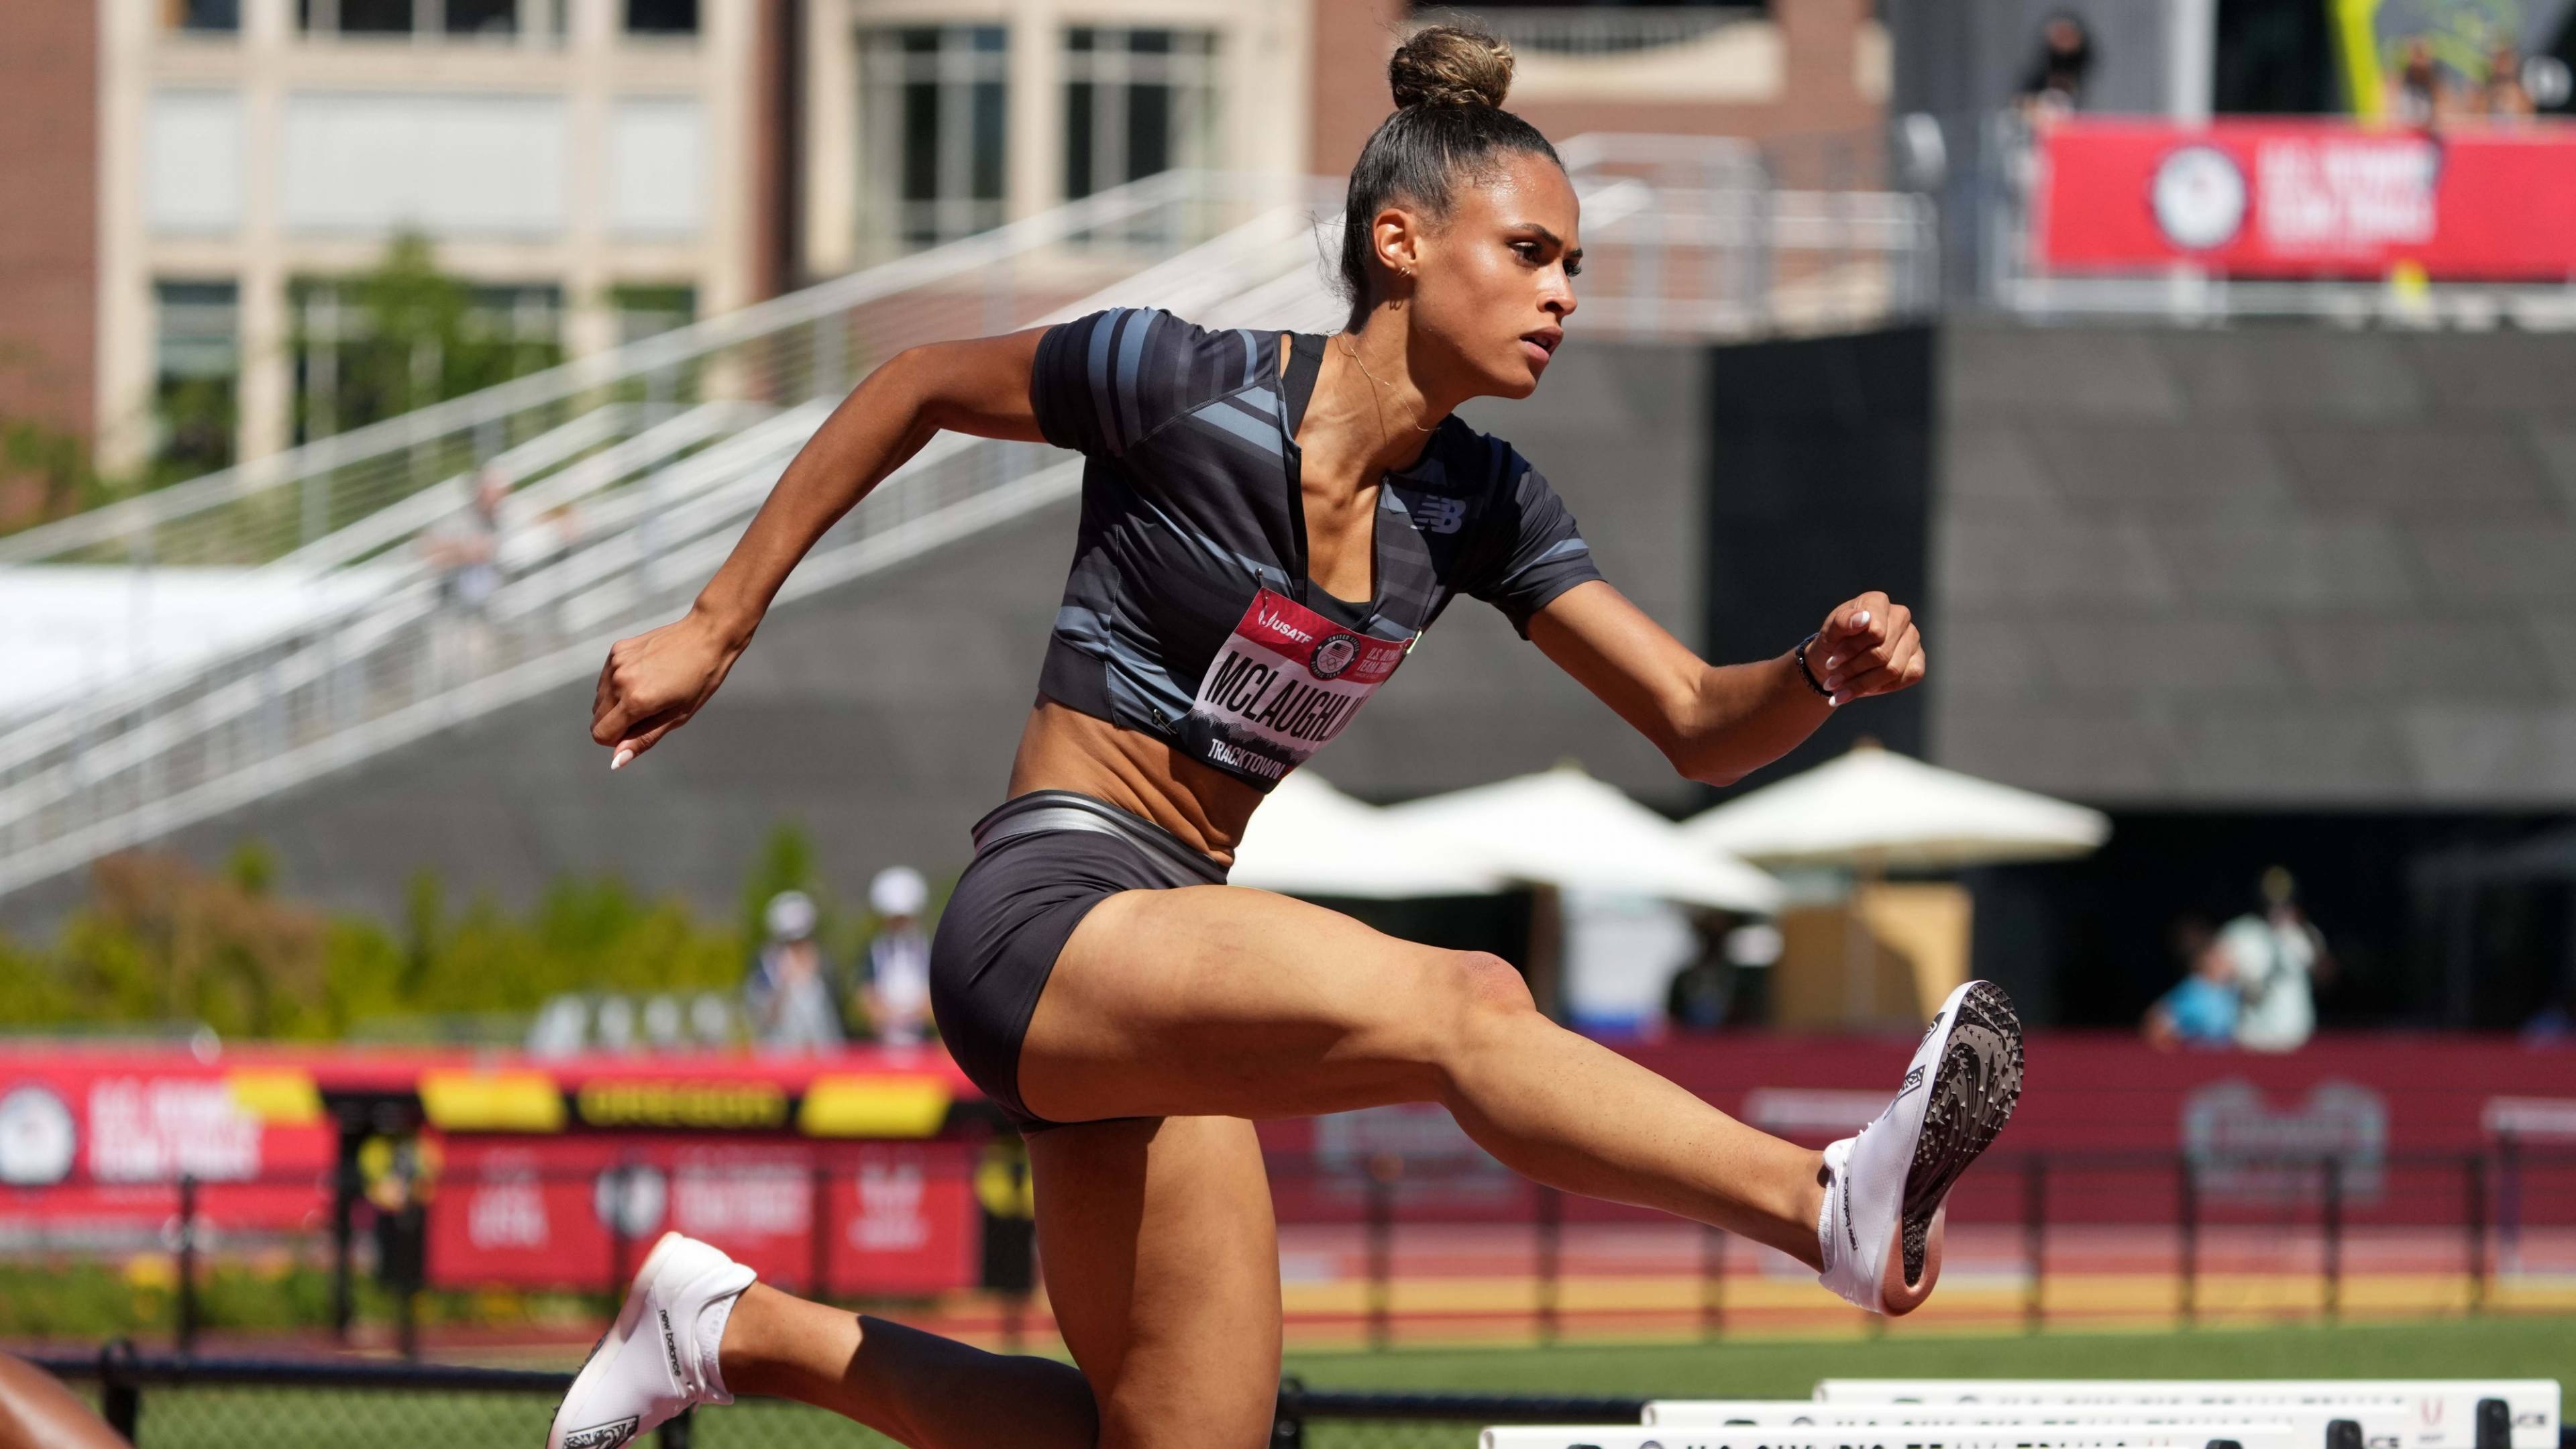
<box><xmin>1389</xmin><ymin>25</ymin><xmax>1514</xmax><ymax>110</ymax></box>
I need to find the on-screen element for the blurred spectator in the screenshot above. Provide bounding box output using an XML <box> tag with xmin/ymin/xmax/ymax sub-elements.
<box><xmin>1664</xmin><ymin>913</ymin><xmax>1737</xmax><ymax>1032</ymax></box>
<box><xmin>426</xmin><ymin>464</ymin><xmax>508</xmax><ymax>611</ymax></box>
<box><xmin>423</xmin><ymin>464</ymin><xmax>510</xmax><ymax>685</ymax></box>
<box><xmin>2218</xmin><ymin>866</ymin><xmax>2333</xmax><ymax>1053</ymax></box>
<box><xmin>2143</xmin><ymin>914</ymin><xmax>2237</xmax><ymax>1051</ymax></box>
<box><xmin>2475</xmin><ymin>40</ymin><xmax>2535</xmax><ymax>121</ymax></box>
<box><xmin>2391</xmin><ymin>38</ymin><xmax>2449</xmax><ymax>125</ymax></box>
<box><xmin>745</xmin><ymin>890</ymin><xmax>846</xmax><ymax>1053</ymax></box>
<box><xmin>863</xmin><ymin>867</ymin><xmax>935</xmax><ymax>1045</ymax></box>
<box><xmin>2018</xmin><ymin>13</ymin><xmax>2094</xmax><ymax>115</ymax></box>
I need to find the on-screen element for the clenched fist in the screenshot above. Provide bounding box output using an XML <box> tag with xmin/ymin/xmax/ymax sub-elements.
<box><xmin>1811</xmin><ymin>592</ymin><xmax>1923</xmax><ymax>706</ymax></box>
<box><xmin>589</xmin><ymin>612</ymin><xmax>745</xmax><ymax>768</ymax></box>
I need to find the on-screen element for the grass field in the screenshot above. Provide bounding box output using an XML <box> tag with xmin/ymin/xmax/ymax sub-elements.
<box><xmin>1284</xmin><ymin>1314</ymin><xmax>2576</xmax><ymax>1395</ymax></box>
<box><xmin>53</xmin><ymin>1316</ymin><xmax>2576</xmax><ymax>1449</ymax></box>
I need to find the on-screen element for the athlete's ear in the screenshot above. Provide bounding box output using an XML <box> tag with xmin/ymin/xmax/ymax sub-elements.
<box><xmin>1371</xmin><ymin>207</ymin><xmax>1424</xmax><ymax>288</ymax></box>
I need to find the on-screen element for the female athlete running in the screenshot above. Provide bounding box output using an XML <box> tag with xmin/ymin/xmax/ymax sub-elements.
<box><xmin>551</xmin><ymin>28</ymin><xmax>2021</xmax><ymax>1449</ymax></box>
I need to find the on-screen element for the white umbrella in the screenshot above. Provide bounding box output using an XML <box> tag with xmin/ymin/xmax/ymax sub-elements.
<box><xmin>1230</xmin><ymin>771</ymin><xmax>1509</xmax><ymax>898</ymax></box>
<box><xmin>1680</xmin><ymin>739</ymin><xmax>2109</xmax><ymax>869</ymax></box>
<box><xmin>1383</xmin><ymin>764</ymin><xmax>1782</xmax><ymax>913</ymax></box>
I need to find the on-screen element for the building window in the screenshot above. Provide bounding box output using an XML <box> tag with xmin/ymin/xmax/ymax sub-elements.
<box><xmin>166</xmin><ymin>0</ymin><xmax>241</xmax><ymax>32</ymax></box>
<box><xmin>291</xmin><ymin>280</ymin><xmax>561</xmax><ymax>443</ymax></box>
<box><xmin>626</xmin><ymin>0</ymin><xmax>696</xmax><ymax>34</ymax></box>
<box><xmin>859</xmin><ymin>25</ymin><xmax>1008</xmax><ymax>252</ymax></box>
<box><xmin>298</xmin><ymin>0</ymin><xmax>562</xmax><ymax>38</ymax></box>
<box><xmin>612</xmin><ymin>284</ymin><xmax>696</xmax><ymax>345</ymax></box>
<box><xmin>154</xmin><ymin>282</ymin><xmax>239</xmax><ymax>477</ymax></box>
<box><xmin>1063</xmin><ymin>28</ymin><xmax>1218</xmax><ymax>201</ymax></box>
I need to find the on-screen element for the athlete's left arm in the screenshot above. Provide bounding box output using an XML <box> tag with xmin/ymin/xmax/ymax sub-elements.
<box><xmin>1525</xmin><ymin>580</ymin><xmax>1923</xmax><ymax>787</ymax></box>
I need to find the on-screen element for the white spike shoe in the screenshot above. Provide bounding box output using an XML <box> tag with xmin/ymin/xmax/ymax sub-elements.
<box><xmin>545</xmin><ymin>1232</ymin><xmax>756</xmax><ymax>1449</ymax></box>
<box><xmin>1815</xmin><ymin>979</ymin><xmax>2024</xmax><ymax>1314</ymax></box>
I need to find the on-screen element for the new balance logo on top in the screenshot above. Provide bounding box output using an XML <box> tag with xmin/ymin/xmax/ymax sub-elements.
<box><xmin>564</xmin><ymin>1417</ymin><xmax>639</xmax><ymax>1449</ymax></box>
<box><xmin>1409</xmin><ymin>496</ymin><xmax>1468</xmax><ymax>535</ymax></box>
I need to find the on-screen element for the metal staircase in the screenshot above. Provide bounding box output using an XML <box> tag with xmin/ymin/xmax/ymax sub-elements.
<box><xmin>0</xmin><ymin>144</ymin><xmax>1937</xmax><ymax>902</ymax></box>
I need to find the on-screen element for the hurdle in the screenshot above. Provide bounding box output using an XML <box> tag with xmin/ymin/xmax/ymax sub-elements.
<box><xmin>1638</xmin><ymin>1399</ymin><xmax>2366</xmax><ymax>1449</ymax></box>
<box><xmin>1479</xmin><ymin>1426</ymin><xmax>2303</xmax><ymax>1449</ymax></box>
<box><xmin>1813</xmin><ymin>1381</ymin><xmax>2563</xmax><ymax>1449</ymax></box>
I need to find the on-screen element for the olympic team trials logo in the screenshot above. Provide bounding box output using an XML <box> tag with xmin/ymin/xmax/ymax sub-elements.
<box><xmin>1309</xmin><ymin>633</ymin><xmax>1360</xmax><ymax>681</ymax></box>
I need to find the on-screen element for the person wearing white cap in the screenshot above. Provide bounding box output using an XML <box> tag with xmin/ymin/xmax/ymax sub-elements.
<box><xmin>742</xmin><ymin>890</ymin><xmax>843</xmax><ymax>1053</ymax></box>
<box><xmin>863</xmin><ymin>866</ymin><xmax>935</xmax><ymax>1046</ymax></box>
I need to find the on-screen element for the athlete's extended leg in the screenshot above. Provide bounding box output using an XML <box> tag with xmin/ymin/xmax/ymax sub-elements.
<box><xmin>1022</xmin><ymin>884</ymin><xmax>1828</xmax><ymax>1265</ymax></box>
<box><xmin>1018</xmin><ymin>883</ymin><xmax>2027</xmax><ymax>1318</ymax></box>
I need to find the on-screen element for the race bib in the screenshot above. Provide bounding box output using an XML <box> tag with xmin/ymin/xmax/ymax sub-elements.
<box><xmin>1181</xmin><ymin>589</ymin><xmax>1407</xmax><ymax>785</ymax></box>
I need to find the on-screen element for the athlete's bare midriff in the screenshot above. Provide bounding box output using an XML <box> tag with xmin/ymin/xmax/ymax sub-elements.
<box><xmin>1004</xmin><ymin>699</ymin><xmax>1265</xmax><ymax>862</ymax></box>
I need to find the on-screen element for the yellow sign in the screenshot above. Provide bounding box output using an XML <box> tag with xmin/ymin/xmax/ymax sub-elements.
<box><xmin>576</xmin><ymin>1079</ymin><xmax>790</xmax><ymax>1130</ymax></box>
<box><xmin>419</xmin><ymin>1071</ymin><xmax>567</xmax><ymax>1132</ymax></box>
<box><xmin>798</xmin><ymin>1075</ymin><xmax>951</xmax><ymax>1138</ymax></box>
<box><xmin>225</xmin><ymin>1069</ymin><xmax>323</xmax><ymax>1126</ymax></box>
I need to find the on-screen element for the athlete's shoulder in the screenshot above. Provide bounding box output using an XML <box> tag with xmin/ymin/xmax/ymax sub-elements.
<box><xmin>1032</xmin><ymin>308</ymin><xmax>1277</xmax><ymax>458</ymax></box>
<box><xmin>1426</xmin><ymin>415</ymin><xmax>1548</xmax><ymax>500</ymax></box>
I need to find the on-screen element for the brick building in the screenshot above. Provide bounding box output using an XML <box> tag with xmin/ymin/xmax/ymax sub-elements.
<box><xmin>0</xmin><ymin>1</ymin><xmax>1886</xmax><ymax>485</ymax></box>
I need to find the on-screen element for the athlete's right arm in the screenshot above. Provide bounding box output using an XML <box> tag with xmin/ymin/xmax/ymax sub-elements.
<box><xmin>589</xmin><ymin>329</ymin><xmax>1049</xmax><ymax>765</ymax></box>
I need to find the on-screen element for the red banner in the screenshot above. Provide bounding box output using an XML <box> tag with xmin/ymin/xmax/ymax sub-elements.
<box><xmin>1259</xmin><ymin>1032</ymin><xmax>2576</xmax><ymax>1223</ymax></box>
<box><xmin>2036</xmin><ymin>117</ymin><xmax>2576</xmax><ymax>280</ymax></box>
<box><xmin>431</xmin><ymin>1137</ymin><xmax>979</xmax><ymax>1295</ymax></box>
<box><xmin>0</xmin><ymin>1056</ymin><xmax>336</xmax><ymax>1244</ymax></box>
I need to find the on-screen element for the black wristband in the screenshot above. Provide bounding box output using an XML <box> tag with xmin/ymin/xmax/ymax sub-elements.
<box><xmin>1794</xmin><ymin>632</ymin><xmax>1832</xmax><ymax>699</ymax></box>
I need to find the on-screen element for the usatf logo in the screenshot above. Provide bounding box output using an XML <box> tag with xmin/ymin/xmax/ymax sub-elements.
<box><xmin>563</xmin><ymin>1417</ymin><xmax>639</xmax><ymax>1449</ymax></box>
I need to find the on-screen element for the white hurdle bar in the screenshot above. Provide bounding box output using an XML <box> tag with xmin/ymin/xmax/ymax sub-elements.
<box><xmin>1639</xmin><ymin>1400</ymin><xmax>2365</xmax><ymax>1449</ymax></box>
<box><xmin>1480</xmin><ymin>1426</ymin><xmax>2304</xmax><ymax>1449</ymax></box>
<box><xmin>1813</xmin><ymin>1381</ymin><xmax>2563</xmax><ymax>1449</ymax></box>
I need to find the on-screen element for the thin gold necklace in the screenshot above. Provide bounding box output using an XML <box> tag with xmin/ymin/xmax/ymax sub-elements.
<box><xmin>1340</xmin><ymin>336</ymin><xmax>1437</xmax><ymax>435</ymax></box>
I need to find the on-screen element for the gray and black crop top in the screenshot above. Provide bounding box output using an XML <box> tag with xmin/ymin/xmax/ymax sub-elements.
<box><xmin>1027</xmin><ymin>307</ymin><xmax>1603</xmax><ymax>791</ymax></box>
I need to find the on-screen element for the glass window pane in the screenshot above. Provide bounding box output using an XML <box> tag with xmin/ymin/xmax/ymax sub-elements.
<box><xmin>901</xmin><ymin>83</ymin><xmax>940</xmax><ymax>203</ymax></box>
<box><xmin>335</xmin><ymin>0</ymin><xmax>414</xmax><ymax>33</ymax></box>
<box><xmin>1064</xmin><ymin>81</ymin><xmax>1094</xmax><ymax>199</ymax></box>
<box><xmin>971</xmin><ymin>81</ymin><xmax>1006</xmax><ymax>201</ymax></box>
<box><xmin>1126</xmin><ymin>83</ymin><xmax>1170</xmax><ymax>181</ymax></box>
<box><xmin>172</xmin><ymin>0</ymin><xmax>242</xmax><ymax>32</ymax></box>
<box><xmin>971</xmin><ymin>25</ymin><xmax>1004</xmax><ymax>52</ymax></box>
<box><xmin>1131</xmin><ymin>28</ymin><xmax>1171</xmax><ymax>54</ymax></box>
<box><xmin>624</xmin><ymin>0</ymin><xmax>696</xmax><ymax>33</ymax></box>
<box><xmin>446</xmin><ymin>0</ymin><xmax>515</xmax><ymax>34</ymax></box>
<box><xmin>154</xmin><ymin>280</ymin><xmax>239</xmax><ymax>474</ymax></box>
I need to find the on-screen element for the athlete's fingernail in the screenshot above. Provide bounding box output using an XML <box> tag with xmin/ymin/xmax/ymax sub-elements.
<box><xmin>1854</xmin><ymin>610</ymin><xmax>1871</xmax><ymax>627</ymax></box>
<box><xmin>611</xmin><ymin>747</ymin><xmax>635</xmax><ymax>771</ymax></box>
<box><xmin>1825</xmin><ymin>655</ymin><xmax>1840</xmax><ymax>669</ymax></box>
<box><xmin>1829</xmin><ymin>693</ymin><xmax>1844</xmax><ymax>706</ymax></box>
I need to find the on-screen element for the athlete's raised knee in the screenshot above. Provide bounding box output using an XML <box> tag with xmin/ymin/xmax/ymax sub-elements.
<box><xmin>1419</xmin><ymin>950</ymin><xmax>1541</xmax><ymax>1074</ymax></box>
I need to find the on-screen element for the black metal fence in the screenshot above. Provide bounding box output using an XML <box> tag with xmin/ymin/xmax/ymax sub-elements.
<box><xmin>28</xmin><ymin>1347</ymin><xmax>1649</xmax><ymax>1449</ymax></box>
<box><xmin>7</xmin><ymin>1146</ymin><xmax>2573</xmax><ymax>1354</ymax></box>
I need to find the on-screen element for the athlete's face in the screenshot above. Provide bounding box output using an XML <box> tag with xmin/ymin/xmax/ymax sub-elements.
<box><xmin>1399</xmin><ymin>152</ymin><xmax>1582</xmax><ymax>400</ymax></box>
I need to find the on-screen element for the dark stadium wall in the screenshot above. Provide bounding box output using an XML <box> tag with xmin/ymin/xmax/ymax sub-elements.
<box><xmin>1698</xmin><ymin>325</ymin><xmax>1937</xmax><ymax>792</ymax></box>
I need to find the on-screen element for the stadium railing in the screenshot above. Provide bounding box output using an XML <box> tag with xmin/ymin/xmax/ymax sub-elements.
<box><xmin>22</xmin><ymin>1346</ymin><xmax>1652</xmax><ymax>1449</ymax></box>
<box><xmin>0</xmin><ymin>140</ymin><xmax>1935</xmax><ymax>910</ymax></box>
<box><xmin>6</xmin><ymin>1145</ymin><xmax>2568</xmax><ymax>1362</ymax></box>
